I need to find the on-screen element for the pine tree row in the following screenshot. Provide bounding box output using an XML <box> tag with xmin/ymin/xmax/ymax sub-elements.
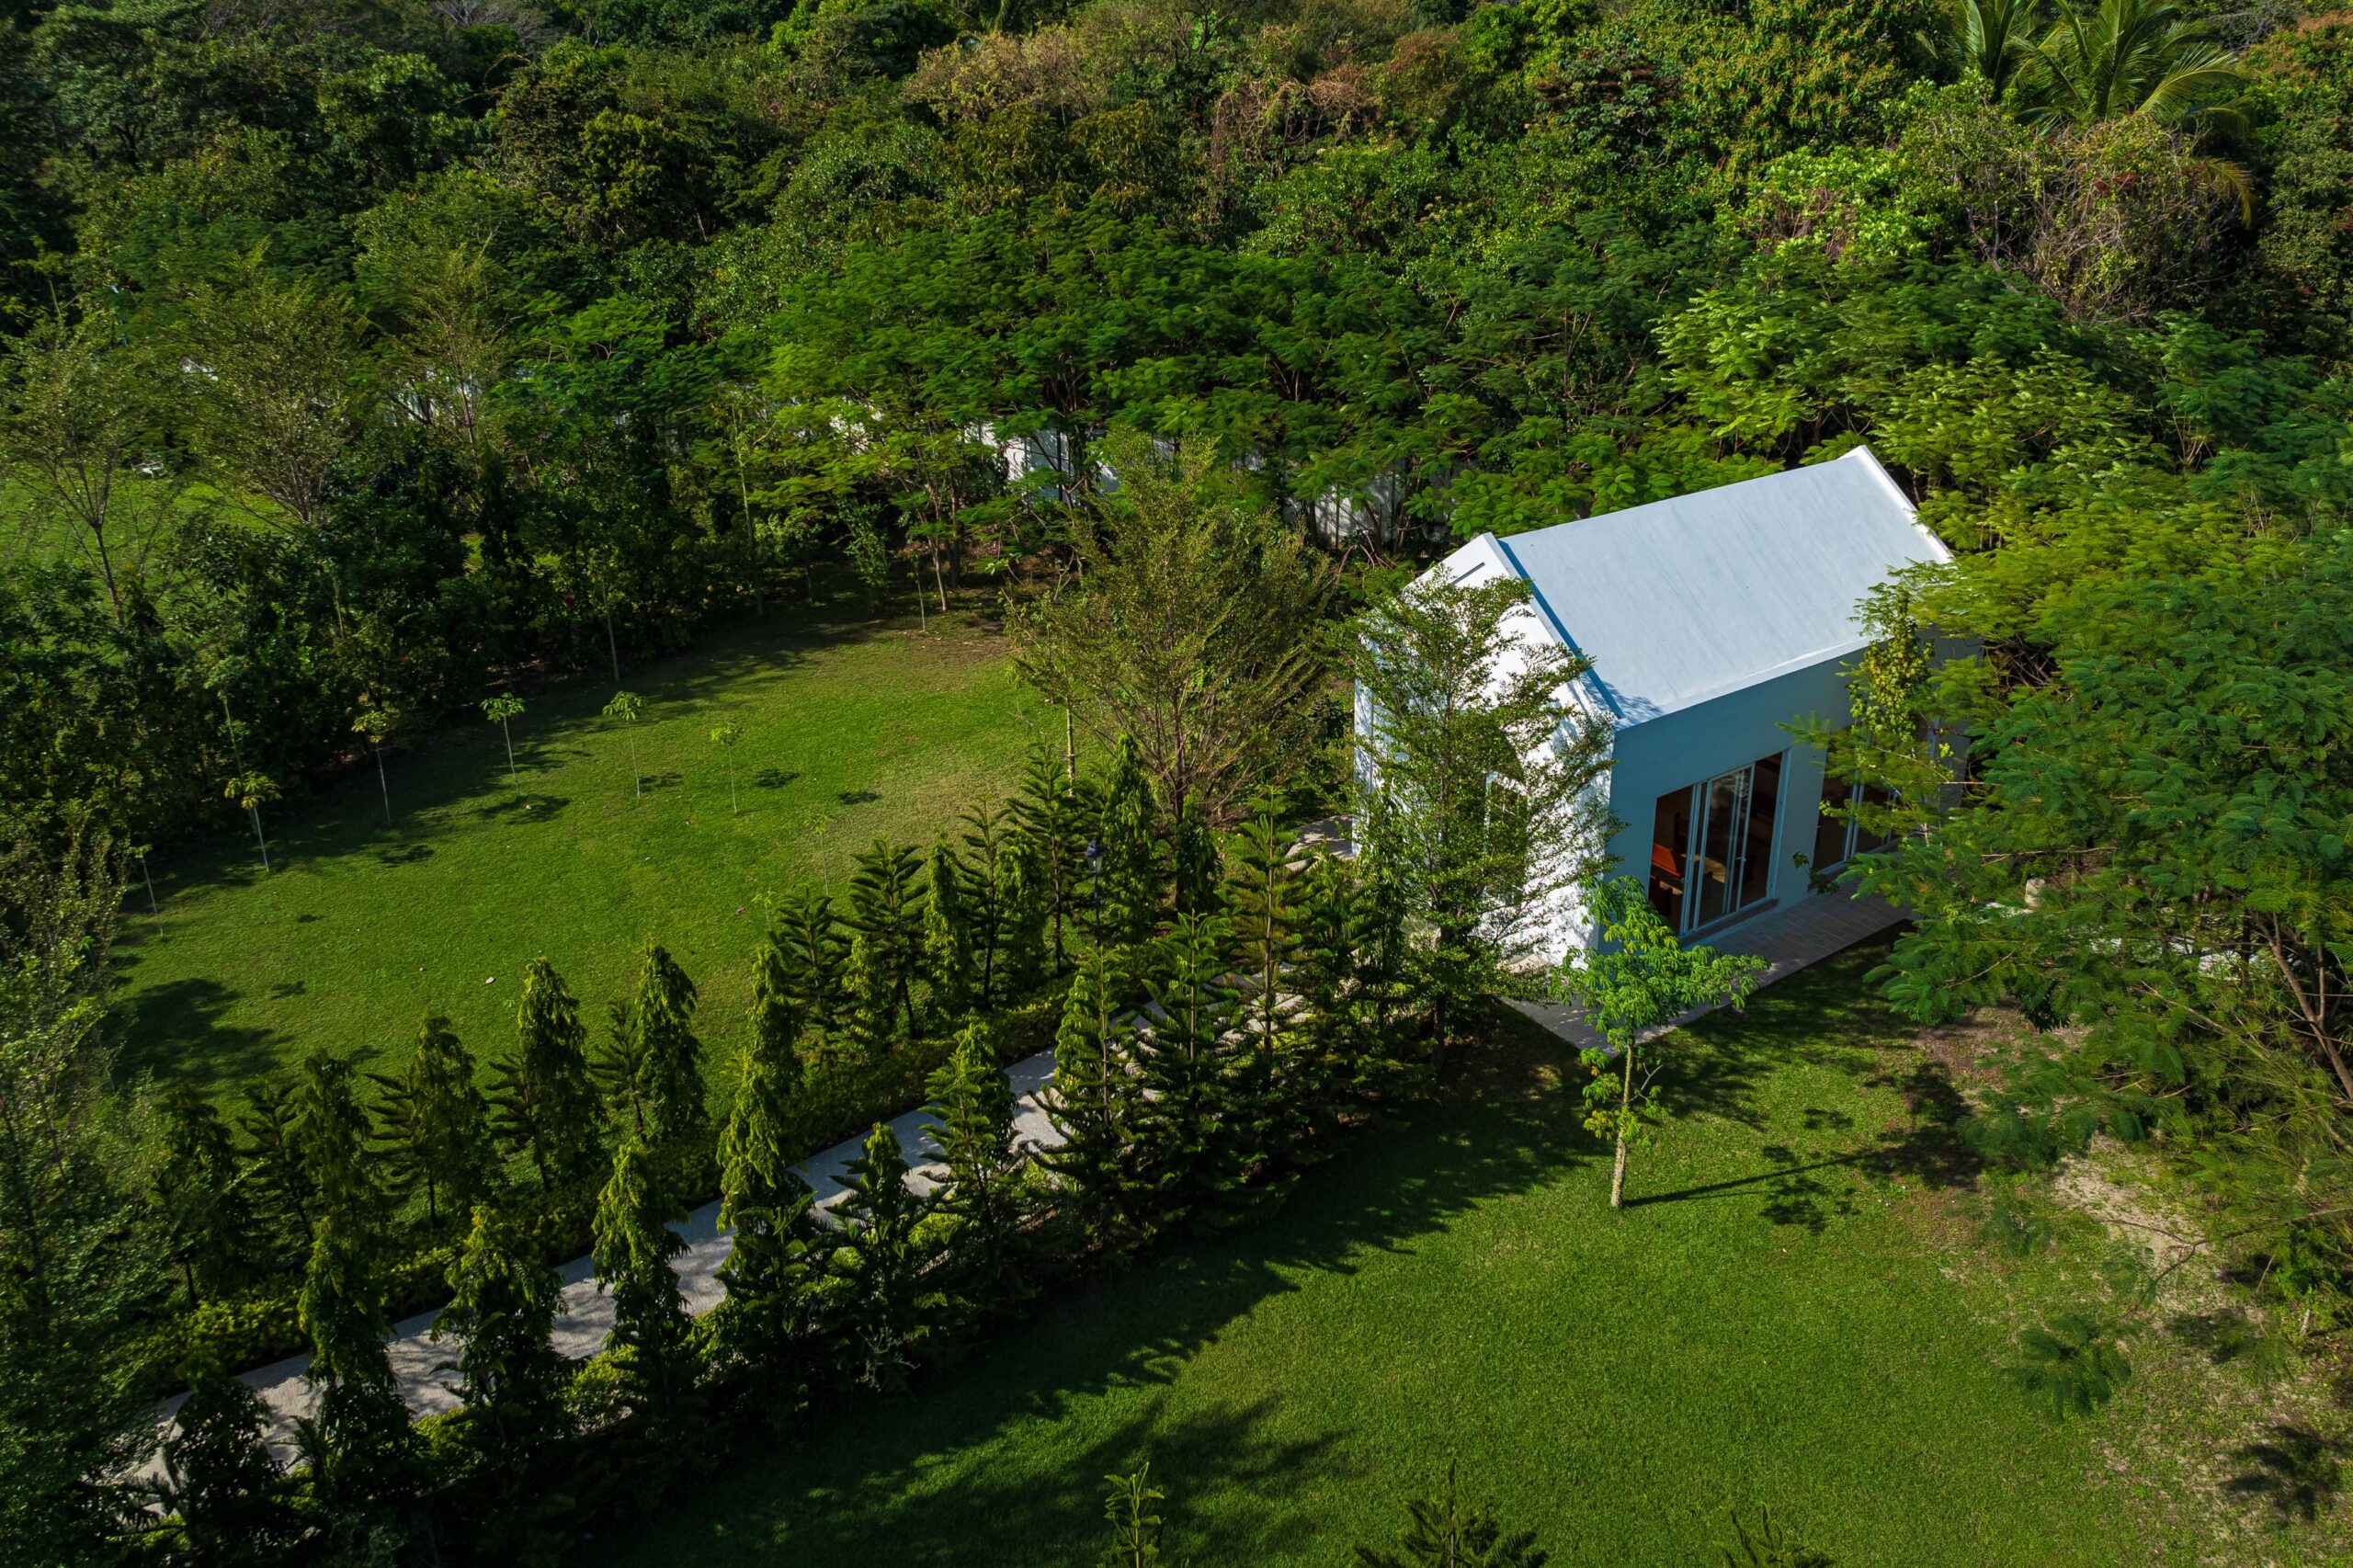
<box><xmin>151</xmin><ymin>750</ymin><xmax>1432</xmax><ymax>1561</ymax></box>
<box><xmin>151</xmin><ymin>741</ymin><xmax>1116</xmax><ymax>1317</ymax></box>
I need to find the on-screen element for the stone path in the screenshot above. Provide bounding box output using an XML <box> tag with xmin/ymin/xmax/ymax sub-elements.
<box><xmin>161</xmin><ymin>892</ymin><xmax>1900</xmax><ymax>1464</ymax></box>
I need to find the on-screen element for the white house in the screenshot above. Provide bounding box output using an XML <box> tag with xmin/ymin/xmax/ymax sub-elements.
<box><xmin>1399</xmin><ymin>446</ymin><xmax>1951</xmax><ymax>957</ymax></box>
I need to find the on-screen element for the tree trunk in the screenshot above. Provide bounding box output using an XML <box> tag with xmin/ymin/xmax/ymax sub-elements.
<box><xmin>1609</xmin><ymin>1051</ymin><xmax>1634</xmax><ymax>1209</ymax></box>
<box><xmin>605</xmin><ymin>607</ymin><xmax>621</xmax><ymax>683</ymax></box>
<box><xmin>139</xmin><ymin>854</ymin><xmax>157</xmax><ymax>915</ymax></box>
<box><xmin>374</xmin><ymin>744</ymin><xmax>392</xmax><ymax>825</ymax></box>
<box><xmin>91</xmin><ymin>527</ymin><xmax>124</xmax><ymax>630</ymax></box>
<box><xmin>739</xmin><ymin>478</ymin><xmax>766</xmax><ymax>617</ymax></box>
<box><xmin>249</xmin><ymin>804</ymin><xmax>270</xmax><ymax>874</ymax></box>
<box><xmin>629</xmin><ymin>731</ymin><xmax>642</xmax><ymax>799</ymax></box>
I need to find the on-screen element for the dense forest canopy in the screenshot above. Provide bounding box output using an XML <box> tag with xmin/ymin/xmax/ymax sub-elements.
<box><xmin>1</xmin><ymin>0</ymin><xmax>2346</xmax><ymax>852</ymax></box>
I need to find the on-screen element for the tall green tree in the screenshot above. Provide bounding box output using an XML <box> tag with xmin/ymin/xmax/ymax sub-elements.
<box><xmin>824</xmin><ymin>1122</ymin><xmax>942</xmax><ymax>1393</ymax></box>
<box><xmin>292</xmin><ymin>1049</ymin><xmax>382</xmax><ymax>1227</ymax></box>
<box><xmin>431</xmin><ymin>1205</ymin><xmax>573</xmax><ymax>1548</ymax></box>
<box><xmin>1010</xmin><ymin>744</ymin><xmax>1097</xmax><ymax>971</ymax></box>
<box><xmin>926</xmin><ymin>1025</ymin><xmax>1027</xmax><ymax>1312</ymax></box>
<box><xmin>1136</xmin><ymin>914</ymin><xmax>1254</xmax><ymax>1231</ymax></box>
<box><xmin>1293</xmin><ymin>848</ymin><xmax>1408</xmax><ymax>1107</ymax></box>
<box><xmin>1015</xmin><ymin>428</ymin><xmax>1335</xmax><ymax>824</ymax></box>
<box><xmin>846</xmin><ymin>839</ymin><xmax>926</xmax><ymax>1044</ymax></box>
<box><xmin>156</xmin><ymin>1359</ymin><xmax>299</xmax><ymax>1564</ymax></box>
<box><xmin>924</xmin><ymin>832</ymin><xmax>978</xmax><ymax>1018</ymax></box>
<box><xmin>1040</xmin><ymin>950</ymin><xmax>1142</xmax><ymax>1256</ymax></box>
<box><xmin>0</xmin><ymin>305</ymin><xmax>170</xmax><ymax>628</ymax></box>
<box><xmin>1224</xmin><ymin>801</ymin><xmax>1324</xmax><ymax>1152</ymax></box>
<box><xmin>960</xmin><ymin>801</ymin><xmax>1010</xmax><ymax>1007</ymax></box>
<box><xmin>707</xmin><ymin>945</ymin><xmax>823</xmax><ymax>1399</ymax></box>
<box><xmin>0</xmin><ymin>831</ymin><xmax>156</xmax><ymax>1561</ymax></box>
<box><xmin>1557</xmin><ymin>878</ymin><xmax>1766</xmax><ymax>1209</ymax></box>
<box><xmin>591</xmin><ymin>1137</ymin><xmax>698</xmax><ymax>1433</ymax></box>
<box><xmin>155</xmin><ymin>1080</ymin><xmax>256</xmax><ymax>1306</ymax></box>
<box><xmin>491</xmin><ymin>957</ymin><xmax>604</xmax><ymax>1188</ymax></box>
<box><xmin>772</xmin><ymin>892</ymin><xmax>850</xmax><ymax>1041</ymax></box>
<box><xmin>630</xmin><ymin>944</ymin><xmax>707</xmax><ymax>1143</ymax></box>
<box><xmin>1847</xmin><ymin>531</ymin><xmax>2353</xmax><ymax>1305</ymax></box>
<box><xmin>1097</xmin><ymin>735</ymin><xmax>1162</xmax><ymax>949</ymax></box>
<box><xmin>177</xmin><ymin>256</ymin><xmax>378</xmax><ymax>637</ymax></box>
<box><xmin>371</xmin><ymin>1011</ymin><xmax>499</xmax><ymax>1229</ymax></box>
<box><xmin>996</xmin><ymin>838</ymin><xmax>1050</xmax><ymax>999</ymax></box>
<box><xmin>237</xmin><ymin>1080</ymin><xmax>314</xmax><ymax>1239</ymax></box>
<box><xmin>1354</xmin><ymin>574</ymin><xmax>1615</xmax><ymax>1062</ymax></box>
<box><xmin>297</xmin><ymin>1209</ymin><xmax>415</xmax><ymax>1506</ymax></box>
<box><xmin>1171</xmin><ymin>794</ymin><xmax>1221</xmax><ymax>920</ymax></box>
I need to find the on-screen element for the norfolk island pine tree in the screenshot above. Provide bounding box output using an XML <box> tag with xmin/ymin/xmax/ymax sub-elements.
<box><xmin>708</xmin><ymin>929</ymin><xmax>824</xmax><ymax>1403</ymax></box>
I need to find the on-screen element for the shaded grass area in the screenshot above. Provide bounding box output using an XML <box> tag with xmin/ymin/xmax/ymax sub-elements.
<box><xmin>598</xmin><ymin>942</ymin><xmax>2263</xmax><ymax>1567</ymax></box>
<box><xmin>112</xmin><ymin>607</ymin><xmax>1044</xmax><ymax>1099</ymax></box>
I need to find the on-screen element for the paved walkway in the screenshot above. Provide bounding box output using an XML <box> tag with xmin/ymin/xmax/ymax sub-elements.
<box><xmin>161</xmin><ymin>892</ymin><xmax>1900</xmax><ymax>1464</ymax></box>
<box><xmin>158</xmin><ymin>1053</ymin><xmax>1063</xmax><ymax>1462</ymax></box>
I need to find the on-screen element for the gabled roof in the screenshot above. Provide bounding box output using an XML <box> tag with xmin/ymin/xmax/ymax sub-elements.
<box><xmin>1461</xmin><ymin>447</ymin><xmax>1949</xmax><ymax>726</ymax></box>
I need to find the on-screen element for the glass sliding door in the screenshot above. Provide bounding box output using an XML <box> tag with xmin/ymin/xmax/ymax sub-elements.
<box><xmin>1737</xmin><ymin>753</ymin><xmax>1782</xmax><ymax>908</ymax></box>
<box><xmin>1644</xmin><ymin>750</ymin><xmax>1786</xmax><ymax>936</ymax></box>
<box><xmin>1690</xmin><ymin>767</ymin><xmax>1748</xmax><ymax>927</ymax></box>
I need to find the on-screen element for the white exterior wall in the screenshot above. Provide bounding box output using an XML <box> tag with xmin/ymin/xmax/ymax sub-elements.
<box><xmin>1560</xmin><ymin>654</ymin><xmax>1858</xmax><ymax>956</ymax></box>
<box><xmin>1363</xmin><ymin>537</ymin><xmax>1618</xmax><ymax>962</ymax></box>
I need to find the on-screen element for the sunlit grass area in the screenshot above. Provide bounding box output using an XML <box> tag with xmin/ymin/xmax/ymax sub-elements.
<box><xmin>112</xmin><ymin>606</ymin><xmax>1043</xmax><ymax>1100</ymax></box>
<box><xmin>599</xmin><ymin>943</ymin><xmax>2325</xmax><ymax>1567</ymax></box>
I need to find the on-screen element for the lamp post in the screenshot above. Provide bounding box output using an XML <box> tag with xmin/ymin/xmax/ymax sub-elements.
<box><xmin>1085</xmin><ymin>836</ymin><xmax>1104</xmax><ymax>948</ymax></box>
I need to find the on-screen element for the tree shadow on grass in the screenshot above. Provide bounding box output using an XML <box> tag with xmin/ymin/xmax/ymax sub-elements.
<box><xmin>609</xmin><ymin>1024</ymin><xmax>1592</xmax><ymax>1564</ymax></box>
<box><xmin>1649</xmin><ymin>941</ymin><xmax>1907</xmax><ymax>1136</ymax></box>
<box><xmin>472</xmin><ymin>792</ymin><xmax>570</xmax><ymax>824</ymax></box>
<box><xmin>692</xmin><ymin>1393</ymin><xmax>1340</xmax><ymax>1567</ymax></box>
<box><xmin>1612</xmin><ymin>939</ymin><xmax>1983</xmax><ymax>1226</ymax></box>
<box><xmin>2225</xmin><ymin>1423</ymin><xmax>2348</xmax><ymax>1524</ymax></box>
<box><xmin>108</xmin><ymin>973</ymin><xmax>281</xmax><ymax>1094</ymax></box>
<box><xmin>2170</xmin><ymin>1309</ymin><xmax>2271</xmax><ymax>1367</ymax></box>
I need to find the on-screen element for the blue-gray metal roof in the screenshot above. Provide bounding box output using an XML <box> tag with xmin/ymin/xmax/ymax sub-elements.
<box><xmin>1482</xmin><ymin>448</ymin><xmax>1949</xmax><ymax>726</ymax></box>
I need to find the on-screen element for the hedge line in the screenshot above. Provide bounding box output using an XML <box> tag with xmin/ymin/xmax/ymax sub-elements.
<box><xmin>138</xmin><ymin>992</ymin><xmax>1066</xmax><ymax>1393</ymax></box>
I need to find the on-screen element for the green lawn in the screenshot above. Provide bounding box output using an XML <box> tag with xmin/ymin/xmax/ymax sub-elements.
<box><xmin>599</xmin><ymin>944</ymin><xmax>2317</xmax><ymax>1567</ymax></box>
<box><xmin>113</xmin><ymin>606</ymin><xmax>1045</xmax><ymax>1100</ymax></box>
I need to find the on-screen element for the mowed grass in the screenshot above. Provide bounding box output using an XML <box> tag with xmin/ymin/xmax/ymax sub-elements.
<box><xmin>598</xmin><ymin>943</ymin><xmax>2292</xmax><ymax>1568</ymax></box>
<box><xmin>113</xmin><ymin>606</ymin><xmax>1045</xmax><ymax>1099</ymax></box>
